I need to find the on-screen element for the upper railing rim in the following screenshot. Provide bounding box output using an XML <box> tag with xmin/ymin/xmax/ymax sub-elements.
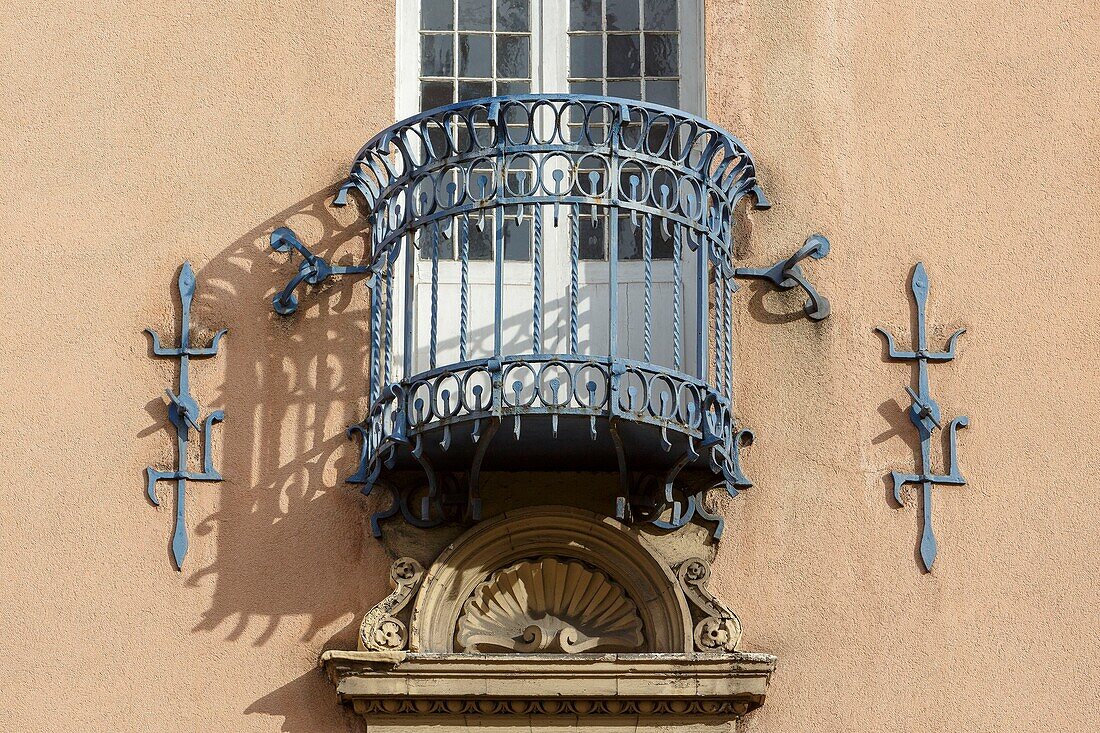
<box><xmin>345</xmin><ymin>93</ymin><xmax>761</xmax><ymax>170</ymax></box>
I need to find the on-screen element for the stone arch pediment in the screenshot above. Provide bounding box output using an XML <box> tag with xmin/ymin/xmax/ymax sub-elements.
<box><xmin>409</xmin><ymin>506</ymin><xmax>693</xmax><ymax>653</ymax></box>
<box><xmin>321</xmin><ymin>504</ymin><xmax>775</xmax><ymax>727</ymax></box>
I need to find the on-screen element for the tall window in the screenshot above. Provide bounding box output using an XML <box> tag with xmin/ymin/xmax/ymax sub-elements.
<box><xmin>396</xmin><ymin>0</ymin><xmax>704</xmax><ymax>370</ymax></box>
<box><xmin>406</xmin><ymin>0</ymin><xmax>701</xmax><ymax>114</ymax></box>
<box><xmin>567</xmin><ymin>0</ymin><xmax>682</xmax><ymax>108</ymax></box>
<box><xmin>419</xmin><ymin>0</ymin><xmax>534</xmax><ymax>110</ymax></box>
<box><xmin>400</xmin><ymin>0</ymin><xmax>702</xmax><ymax>263</ymax></box>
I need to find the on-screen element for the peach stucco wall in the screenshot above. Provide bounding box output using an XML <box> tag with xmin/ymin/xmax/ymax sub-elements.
<box><xmin>1</xmin><ymin>1</ymin><xmax>1097</xmax><ymax>732</ymax></box>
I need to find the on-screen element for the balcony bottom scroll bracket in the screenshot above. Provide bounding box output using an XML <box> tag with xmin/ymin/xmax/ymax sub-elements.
<box><xmin>349</xmin><ymin>418</ymin><xmax>750</xmax><ymax>543</ymax></box>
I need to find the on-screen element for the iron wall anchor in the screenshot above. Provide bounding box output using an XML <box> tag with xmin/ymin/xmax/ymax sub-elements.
<box><xmin>145</xmin><ymin>262</ymin><xmax>226</xmax><ymax>570</ymax></box>
<box><xmin>270</xmin><ymin>226</ymin><xmax>371</xmax><ymax>314</ymax></box>
<box><xmin>733</xmin><ymin>234</ymin><xmax>831</xmax><ymax>320</ymax></box>
<box><xmin>875</xmin><ymin>262</ymin><xmax>968</xmax><ymax>572</ymax></box>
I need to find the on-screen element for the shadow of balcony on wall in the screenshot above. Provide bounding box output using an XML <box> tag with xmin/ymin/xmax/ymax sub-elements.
<box><xmin>142</xmin><ymin>188</ymin><xmax>387</xmax><ymax>731</ymax></box>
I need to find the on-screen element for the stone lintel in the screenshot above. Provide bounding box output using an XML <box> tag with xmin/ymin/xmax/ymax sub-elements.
<box><xmin>320</xmin><ymin>651</ymin><xmax>777</xmax><ymax>717</ymax></box>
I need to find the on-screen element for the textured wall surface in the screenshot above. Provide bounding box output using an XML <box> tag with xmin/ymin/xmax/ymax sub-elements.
<box><xmin>1</xmin><ymin>1</ymin><xmax>1097</xmax><ymax>732</ymax></box>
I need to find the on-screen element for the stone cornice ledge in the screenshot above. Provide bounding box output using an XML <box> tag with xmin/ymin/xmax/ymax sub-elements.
<box><xmin>320</xmin><ymin>651</ymin><xmax>777</xmax><ymax>717</ymax></box>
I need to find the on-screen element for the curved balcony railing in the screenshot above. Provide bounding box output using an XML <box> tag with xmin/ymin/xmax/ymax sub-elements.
<box><xmin>271</xmin><ymin>94</ymin><xmax>830</xmax><ymax>540</ymax></box>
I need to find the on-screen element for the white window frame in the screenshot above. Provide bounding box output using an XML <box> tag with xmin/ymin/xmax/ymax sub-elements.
<box><xmin>393</xmin><ymin>0</ymin><xmax>706</xmax><ymax>371</ymax></box>
<box><xmin>396</xmin><ymin>0</ymin><xmax>705</xmax><ymax>120</ymax></box>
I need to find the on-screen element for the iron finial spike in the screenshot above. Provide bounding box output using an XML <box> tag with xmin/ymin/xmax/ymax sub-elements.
<box><xmin>178</xmin><ymin>261</ymin><xmax>196</xmax><ymax>347</ymax></box>
<box><xmin>919</xmin><ymin>481</ymin><xmax>937</xmax><ymax>572</ymax></box>
<box><xmin>911</xmin><ymin>261</ymin><xmax>930</xmax><ymax>350</ymax></box>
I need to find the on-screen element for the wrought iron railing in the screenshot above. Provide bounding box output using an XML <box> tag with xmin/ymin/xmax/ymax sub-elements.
<box><xmin>272</xmin><ymin>94</ymin><xmax>830</xmax><ymax>540</ymax></box>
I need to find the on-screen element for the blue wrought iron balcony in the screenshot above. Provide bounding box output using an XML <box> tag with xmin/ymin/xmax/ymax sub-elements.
<box><xmin>272</xmin><ymin>94</ymin><xmax>829</xmax><ymax>539</ymax></box>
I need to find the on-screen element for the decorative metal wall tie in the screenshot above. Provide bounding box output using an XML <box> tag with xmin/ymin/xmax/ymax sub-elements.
<box><xmin>733</xmin><ymin>234</ymin><xmax>831</xmax><ymax>320</ymax></box>
<box><xmin>875</xmin><ymin>262</ymin><xmax>967</xmax><ymax>572</ymax></box>
<box><xmin>270</xmin><ymin>226</ymin><xmax>370</xmax><ymax>314</ymax></box>
<box><xmin>145</xmin><ymin>262</ymin><xmax>226</xmax><ymax>570</ymax></box>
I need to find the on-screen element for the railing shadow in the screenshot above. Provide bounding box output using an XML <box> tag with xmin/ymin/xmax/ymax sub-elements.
<box><xmin>174</xmin><ymin>186</ymin><xmax>388</xmax><ymax>731</ymax></box>
<box><xmin>169</xmin><ymin>182</ymin><xmax>815</xmax><ymax>729</ymax></box>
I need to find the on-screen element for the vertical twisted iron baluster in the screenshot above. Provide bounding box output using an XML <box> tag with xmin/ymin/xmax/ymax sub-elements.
<box><xmin>492</xmin><ymin>102</ymin><xmax>506</xmax><ymax>358</ymax></box>
<box><xmin>493</xmin><ymin>209</ymin><xmax>504</xmax><ymax>357</ymax></box>
<box><xmin>643</xmin><ymin>212</ymin><xmax>653</xmax><ymax>363</ymax></box>
<box><xmin>429</xmin><ymin>223</ymin><xmax>440</xmax><ymax>370</ymax></box>
<box><xmin>532</xmin><ymin>204</ymin><xmax>543</xmax><ymax>353</ymax></box>
<box><xmin>368</xmin><ymin>218</ymin><xmax>382</xmax><ymax>404</ymax></box>
<box><xmin>569</xmin><ymin>202</ymin><xmax>580</xmax><ymax>354</ymax></box>
<box><xmin>384</xmin><ymin>258</ymin><xmax>393</xmax><ymax>388</ymax></box>
<box><xmin>369</xmin><ymin>269</ymin><xmax>382</xmax><ymax>404</ymax></box>
<box><xmin>607</xmin><ymin>109</ymin><xmax>623</xmax><ymax>359</ymax></box>
<box><xmin>403</xmin><ymin>231</ymin><xmax>415</xmax><ymax>379</ymax></box>
<box><xmin>723</xmin><ymin>272</ymin><xmax>734</xmax><ymax>403</ymax></box>
<box><xmin>696</xmin><ymin>231</ymin><xmax>710</xmax><ymax>381</ymax></box>
<box><xmin>714</xmin><ymin>264</ymin><xmax>726</xmax><ymax>396</ymax></box>
<box><xmin>459</xmin><ymin>213</ymin><xmax>470</xmax><ymax>362</ymax></box>
<box><xmin>672</xmin><ymin>224</ymin><xmax>683</xmax><ymax>371</ymax></box>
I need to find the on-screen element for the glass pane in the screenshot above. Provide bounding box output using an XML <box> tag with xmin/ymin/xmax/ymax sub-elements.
<box><xmin>459</xmin><ymin>33</ymin><xmax>492</xmax><ymax>77</ymax></box>
<box><xmin>615</xmin><ymin>216</ymin><xmax>672</xmax><ymax>259</ymax></box>
<box><xmin>607</xmin><ymin>34</ymin><xmax>641</xmax><ymax>77</ymax></box>
<box><xmin>607</xmin><ymin>0</ymin><xmax>640</xmax><ymax>31</ymax></box>
<box><xmin>496</xmin><ymin>35</ymin><xmax>530</xmax><ymax>79</ymax></box>
<box><xmin>643</xmin><ymin>0</ymin><xmax>677</xmax><ymax>30</ymax></box>
<box><xmin>498</xmin><ymin>80</ymin><xmax>531</xmax><ymax>95</ymax></box>
<box><xmin>421</xmin><ymin>80</ymin><xmax>455</xmax><ymax>110</ymax></box>
<box><xmin>579</xmin><ymin>216</ymin><xmax>606</xmax><ymax>260</ymax></box>
<box><xmin>570</xmin><ymin>80</ymin><xmax>602</xmax><ymax>96</ymax></box>
<box><xmin>497</xmin><ymin>0</ymin><xmax>530</xmax><ymax>32</ymax></box>
<box><xmin>457</xmin><ymin>0</ymin><xmax>492</xmax><ymax>30</ymax></box>
<box><xmin>504</xmin><ymin>218</ymin><xmax>532</xmax><ymax>260</ymax></box>
<box><xmin>420</xmin><ymin>33</ymin><xmax>454</xmax><ymax>77</ymax></box>
<box><xmin>425</xmin><ymin>124</ymin><xmax>453</xmax><ymax>157</ymax></box>
<box><xmin>648</xmin><ymin>120</ymin><xmax>672</xmax><ymax>149</ymax></box>
<box><xmin>419</xmin><ymin>229</ymin><xmax>456</xmax><ymax>260</ymax></box>
<box><xmin>570</xmin><ymin>34</ymin><xmax>603</xmax><ymax>78</ymax></box>
<box><xmin>458</xmin><ymin>80</ymin><xmax>493</xmax><ymax>101</ymax></box>
<box><xmin>608</xmin><ymin>79</ymin><xmax>641</xmax><ymax>100</ymax></box>
<box><xmin>653</xmin><ymin>220</ymin><xmax>674</xmax><ymax>259</ymax></box>
<box><xmin>646</xmin><ymin>79</ymin><xmax>679</xmax><ymax>107</ymax></box>
<box><xmin>469</xmin><ymin>222</ymin><xmax>493</xmax><ymax>260</ymax></box>
<box><xmin>619</xmin><ymin>216</ymin><xmax>642</xmax><ymax>260</ymax></box>
<box><xmin>644</xmin><ymin>33</ymin><xmax>678</xmax><ymax>76</ymax></box>
<box><xmin>422</xmin><ymin>0</ymin><xmax>455</xmax><ymax>30</ymax></box>
<box><xmin>569</xmin><ymin>0</ymin><xmax>603</xmax><ymax>31</ymax></box>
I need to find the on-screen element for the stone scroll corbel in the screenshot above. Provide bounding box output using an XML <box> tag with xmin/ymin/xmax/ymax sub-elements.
<box><xmin>358</xmin><ymin>557</ymin><xmax>425</xmax><ymax>651</ymax></box>
<box><xmin>677</xmin><ymin>557</ymin><xmax>743</xmax><ymax>652</ymax></box>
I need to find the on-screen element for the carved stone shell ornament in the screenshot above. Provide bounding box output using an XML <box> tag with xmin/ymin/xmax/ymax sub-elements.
<box><xmin>455</xmin><ymin>557</ymin><xmax>645</xmax><ymax>653</ymax></box>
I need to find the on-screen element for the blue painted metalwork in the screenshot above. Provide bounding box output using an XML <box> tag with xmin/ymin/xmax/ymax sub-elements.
<box><xmin>875</xmin><ymin>262</ymin><xmax>968</xmax><ymax>572</ymax></box>
<box><xmin>269</xmin><ymin>226</ymin><xmax>371</xmax><ymax>314</ymax></box>
<box><xmin>733</xmin><ymin>233</ymin><xmax>832</xmax><ymax>320</ymax></box>
<box><xmin>145</xmin><ymin>262</ymin><xmax>226</xmax><ymax>570</ymax></box>
<box><xmin>271</xmin><ymin>94</ymin><xmax>832</xmax><ymax>540</ymax></box>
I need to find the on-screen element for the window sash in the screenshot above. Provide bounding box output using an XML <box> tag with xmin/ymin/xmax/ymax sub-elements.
<box><xmin>400</xmin><ymin>0</ymin><xmax>703</xmax><ymax>117</ymax></box>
